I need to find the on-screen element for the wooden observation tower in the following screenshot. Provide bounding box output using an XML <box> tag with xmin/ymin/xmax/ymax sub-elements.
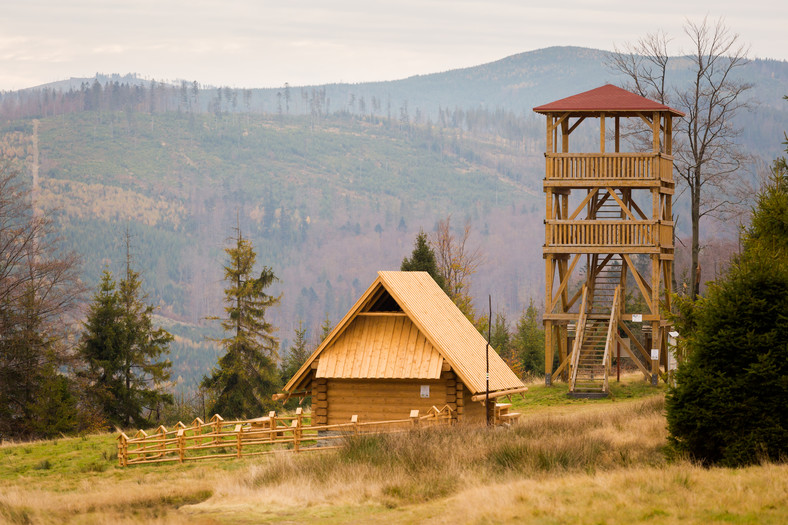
<box><xmin>533</xmin><ymin>85</ymin><xmax>684</xmax><ymax>397</ymax></box>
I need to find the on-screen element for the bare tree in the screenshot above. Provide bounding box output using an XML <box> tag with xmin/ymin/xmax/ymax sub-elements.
<box><xmin>430</xmin><ymin>216</ymin><xmax>483</xmax><ymax>317</ymax></box>
<box><xmin>610</xmin><ymin>17</ymin><xmax>752</xmax><ymax>299</ymax></box>
<box><xmin>0</xmin><ymin>165</ymin><xmax>84</xmax><ymax>438</ymax></box>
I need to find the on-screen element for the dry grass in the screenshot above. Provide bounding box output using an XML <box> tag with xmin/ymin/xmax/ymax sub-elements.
<box><xmin>194</xmin><ymin>396</ymin><xmax>668</xmax><ymax>513</ymax></box>
<box><xmin>2</xmin><ymin>388</ymin><xmax>785</xmax><ymax>524</ymax></box>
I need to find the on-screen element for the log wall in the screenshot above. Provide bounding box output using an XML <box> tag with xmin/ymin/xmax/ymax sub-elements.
<box><xmin>326</xmin><ymin>376</ymin><xmax>448</xmax><ymax>425</ymax></box>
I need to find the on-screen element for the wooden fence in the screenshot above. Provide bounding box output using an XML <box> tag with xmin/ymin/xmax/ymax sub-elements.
<box><xmin>116</xmin><ymin>405</ymin><xmax>455</xmax><ymax>467</ymax></box>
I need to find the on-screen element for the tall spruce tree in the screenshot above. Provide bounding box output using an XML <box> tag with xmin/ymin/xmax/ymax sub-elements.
<box><xmin>666</xmin><ymin>143</ymin><xmax>788</xmax><ymax>466</ymax></box>
<box><xmin>202</xmin><ymin>228</ymin><xmax>281</xmax><ymax>418</ymax></box>
<box><xmin>401</xmin><ymin>229</ymin><xmax>446</xmax><ymax>291</ymax></box>
<box><xmin>80</xmin><ymin>242</ymin><xmax>173</xmax><ymax>428</ymax></box>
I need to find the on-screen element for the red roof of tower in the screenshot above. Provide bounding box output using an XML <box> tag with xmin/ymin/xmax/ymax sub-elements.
<box><xmin>533</xmin><ymin>84</ymin><xmax>684</xmax><ymax>117</ymax></box>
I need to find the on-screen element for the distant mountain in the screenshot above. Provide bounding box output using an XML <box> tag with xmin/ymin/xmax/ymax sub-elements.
<box><xmin>1</xmin><ymin>46</ymin><xmax>786</xmax><ymax>391</ymax></box>
<box><xmin>23</xmin><ymin>73</ymin><xmax>154</xmax><ymax>93</ymax></box>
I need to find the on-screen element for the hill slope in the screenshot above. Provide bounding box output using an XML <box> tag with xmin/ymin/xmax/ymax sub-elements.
<box><xmin>2</xmin><ymin>46</ymin><xmax>787</xmax><ymax>390</ymax></box>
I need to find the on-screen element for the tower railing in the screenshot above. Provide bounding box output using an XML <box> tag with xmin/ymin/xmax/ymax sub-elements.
<box><xmin>545</xmin><ymin>152</ymin><xmax>673</xmax><ymax>183</ymax></box>
<box><xmin>546</xmin><ymin>220</ymin><xmax>658</xmax><ymax>249</ymax></box>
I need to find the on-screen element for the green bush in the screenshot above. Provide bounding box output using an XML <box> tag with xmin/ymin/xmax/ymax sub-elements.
<box><xmin>666</xmin><ymin>165</ymin><xmax>788</xmax><ymax>466</ymax></box>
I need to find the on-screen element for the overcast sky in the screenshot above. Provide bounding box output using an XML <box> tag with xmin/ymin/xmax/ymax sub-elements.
<box><xmin>1</xmin><ymin>1</ymin><xmax>785</xmax><ymax>91</ymax></box>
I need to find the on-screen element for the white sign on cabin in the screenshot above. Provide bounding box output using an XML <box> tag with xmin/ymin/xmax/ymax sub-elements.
<box><xmin>420</xmin><ymin>385</ymin><xmax>430</xmax><ymax>398</ymax></box>
<box><xmin>651</xmin><ymin>348</ymin><xmax>660</xmax><ymax>361</ymax></box>
<box><xmin>632</xmin><ymin>314</ymin><xmax>642</xmax><ymax>323</ymax></box>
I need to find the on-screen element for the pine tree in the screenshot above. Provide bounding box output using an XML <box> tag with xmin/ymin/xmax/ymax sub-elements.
<box><xmin>201</xmin><ymin>228</ymin><xmax>281</xmax><ymax>418</ymax></box>
<box><xmin>401</xmin><ymin>229</ymin><xmax>446</xmax><ymax>291</ymax></box>
<box><xmin>80</xmin><ymin>243</ymin><xmax>173</xmax><ymax>428</ymax></box>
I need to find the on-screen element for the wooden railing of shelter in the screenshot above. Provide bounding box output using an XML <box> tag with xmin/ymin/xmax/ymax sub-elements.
<box><xmin>116</xmin><ymin>405</ymin><xmax>456</xmax><ymax>467</ymax></box>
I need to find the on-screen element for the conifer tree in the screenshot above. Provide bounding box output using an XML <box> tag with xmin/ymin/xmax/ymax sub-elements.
<box><xmin>280</xmin><ymin>321</ymin><xmax>310</xmax><ymax>384</ymax></box>
<box><xmin>319</xmin><ymin>313</ymin><xmax>333</xmax><ymax>342</ymax></box>
<box><xmin>401</xmin><ymin>229</ymin><xmax>446</xmax><ymax>291</ymax></box>
<box><xmin>666</xmin><ymin>143</ymin><xmax>788</xmax><ymax>466</ymax></box>
<box><xmin>202</xmin><ymin>228</ymin><xmax>281</xmax><ymax>418</ymax></box>
<box><xmin>490</xmin><ymin>312</ymin><xmax>512</xmax><ymax>360</ymax></box>
<box><xmin>512</xmin><ymin>300</ymin><xmax>545</xmax><ymax>375</ymax></box>
<box><xmin>80</xmin><ymin>239</ymin><xmax>173</xmax><ymax>428</ymax></box>
<box><xmin>0</xmin><ymin>166</ymin><xmax>83</xmax><ymax>439</ymax></box>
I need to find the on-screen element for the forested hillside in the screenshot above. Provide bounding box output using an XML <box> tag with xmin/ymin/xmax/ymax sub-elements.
<box><xmin>1</xmin><ymin>46</ymin><xmax>786</xmax><ymax>392</ymax></box>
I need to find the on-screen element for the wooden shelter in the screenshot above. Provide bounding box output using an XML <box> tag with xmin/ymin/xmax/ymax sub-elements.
<box><xmin>533</xmin><ymin>84</ymin><xmax>683</xmax><ymax>397</ymax></box>
<box><xmin>281</xmin><ymin>271</ymin><xmax>526</xmax><ymax>425</ymax></box>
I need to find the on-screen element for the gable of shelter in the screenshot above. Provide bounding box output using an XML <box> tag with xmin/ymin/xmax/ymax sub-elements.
<box><xmin>283</xmin><ymin>271</ymin><xmax>523</xmax><ymax>395</ymax></box>
<box><xmin>315</xmin><ymin>314</ymin><xmax>443</xmax><ymax>379</ymax></box>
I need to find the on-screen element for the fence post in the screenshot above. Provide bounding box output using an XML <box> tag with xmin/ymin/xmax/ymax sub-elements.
<box><xmin>210</xmin><ymin>414</ymin><xmax>224</xmax><ymax>445</ymax></box>
<box><xmin>410</xmin><ymin>409</ymin><xmax>420</xmax><ymax>427</ymax></box>
<box><xmin>156</xmin><ymin>425</ymin><xmax>167</xmax><ymax>459</ymax></box>
<box><xmin>351</xmin><ymin>414</ymin><xmax>358</xmax><ymax>435</ymax></box>
<box><xmin>133</xmin><ymin>429</ymin><xmax>147</xmax><ymax>462</ymax></box>
<box><xmin>235</xmin><ymin>424</ymin><xmax>243</xmax><ymax>458</ymax></box>
<box><xmin>177</xmin><ymin>428</ymin><xmax>185</xmax><ymax>464</ymax></box>
<box><xmin>117</xmin><ymin>433</ymin><xmax>128</xmax><ymax>467</ymax></box>
<box><xmin>291</xmin><ymin>419</ymin><xmax>300</xmax><ymax>453</ymax></box>
<box><xmin>191</xmin><ymin>417</ymin><xmax>204</xmax><ymax>446</ymax></box>
<box><xmin>268</xmin><ymin>410</ymin><xmax>276</xmax><ymax>441</ymax></box>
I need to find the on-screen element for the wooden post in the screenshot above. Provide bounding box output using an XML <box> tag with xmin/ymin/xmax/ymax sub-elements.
<box><xmin>410</xmin><ymin>409</ymin><xmax>420</xmax><ymax>427</ymax></box>
<box><xmin>191</xmin><ymin>418</ymin><xmax>204</xmax><ymax>447</ymax></box>
<box><xmin>210</xmin><ymin>414</ymin><xmax>224</xmax><ymax>444</ymax></box>
<box><xmin>351</xmin><ymin>414</ymin><xmax>359</xmax><ymax>435</ymax></box>
<box><xmin>156</xmin><ymin>425</ymin><xmax>167</xmax><ymax>459</ymax></box>
<box><xmin>561</xmin><ymin>118</ymin><xmax>569</xmax><ymax>153</ymax></box>
<box><xmin>291</xmin><ymin>420</ymin><xmax>300</xmax><ymax>453</ymax></box>
<box><xmin>615</xmin><ymin>116</ymin><xmax>620</xmax><ymax>153</ymax></box>
<box><xmin>545</xmin><ymin>319</ymin><xmax>554</xmax><ymax>385</ymax></box>
<box><xmin>295</xmin><ymin>407</ymin><xmax>303</xmax><ymax>451</ymax></box>
<box><xmin>177</xmin><ymin>428</ymin><xmax>185</xmax><ymax>464</ymax></box>
<box><xmin>117</xmin><ymin>433</ymin><xmax>129</xmax><ymax>467</ymax></box>
<box><xmin>268</xmin><ymin>410</ymin><xmax>276</xmax><ymax>441</ymax></box>
<box><xmin>235</xmin><ymin>424</ymin><xmax>243</xmax><ymax>458</ymax></box>
<box><xmin>600</xmin><ymin>113</ymin><xmax>606</xmax><ymax>153</ymax></box>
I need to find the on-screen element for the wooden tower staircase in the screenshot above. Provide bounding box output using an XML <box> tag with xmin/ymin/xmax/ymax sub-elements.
<box><xmin>569</xmin><ymin>256</ymin><xmax>622</xmax><ymax>398</ymax></box>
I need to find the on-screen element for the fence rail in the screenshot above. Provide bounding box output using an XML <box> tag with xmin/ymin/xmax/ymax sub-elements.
<box><xmin>117</xmin><ymin>406</ymin><xmax>455</xmax><ymax>467</ymax></box>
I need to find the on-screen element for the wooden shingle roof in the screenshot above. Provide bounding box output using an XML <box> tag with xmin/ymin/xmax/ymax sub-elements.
<box><xmin>283</xmin><ymin>271</ymin><xmax>524</xmax><ymax>395</ymax></box>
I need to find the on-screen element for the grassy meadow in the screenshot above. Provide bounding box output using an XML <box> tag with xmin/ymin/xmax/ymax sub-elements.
<box><xmin>1</xmin><ymin>374</ymin><xmax>785</xmax><ymax>524</ymax></box>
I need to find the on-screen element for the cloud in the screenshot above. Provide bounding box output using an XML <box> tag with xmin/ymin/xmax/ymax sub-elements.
<box><xmin>0</xmin><ymin>1</ymin><xmax>784</xmax><ymax>90</ymax></box>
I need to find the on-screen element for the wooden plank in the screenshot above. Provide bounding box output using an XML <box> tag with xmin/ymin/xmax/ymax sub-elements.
<box><xmin>569</xmin><ymin>188</ymin><xmax>599</xmax><ymax>220</ymax></box>
<box><xmin>620</xmin><ymin>322</ymin><xmax>651</xmax><ymax>362</ymax></box>
<box><xmin>606</xmin><ymin>187</ymin><xmax>636</xmax><ymax>221</ymax></box>
<box><xmin>567</xmin><ymin>116</ymin><xmax>585</xmax><ymax>135</ymax></box>
<box><xmin>547</xmin><ymin>254</ymin><xmax>581</xmax><ymax>313</ymax></box>
<box><xmin>616</xmin><ymin>334</ymin><xmax>650</xmax><ymax>378</ymax></box>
